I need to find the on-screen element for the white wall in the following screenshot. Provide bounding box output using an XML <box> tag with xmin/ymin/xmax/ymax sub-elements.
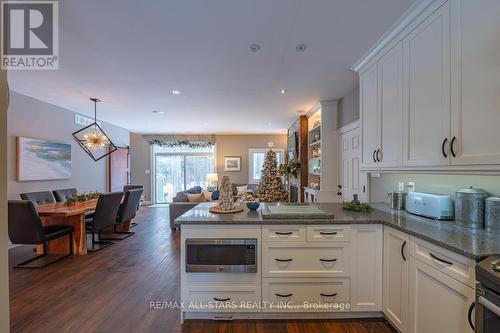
<box><xmin>370</xmin><ymin>173</ymin><xmax>500</xmax><ymax>203</ymax></box>
<box><xmin>7</xmin><ymin>92</ymin><xmax>130</xmax><ymax>200</ymax></box>
<box><xmin>1</xmin><ymin>65</ymin><xmax>10</xmax><ymax>332</ymax></box>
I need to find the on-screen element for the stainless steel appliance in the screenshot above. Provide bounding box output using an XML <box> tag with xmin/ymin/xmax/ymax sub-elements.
<box><xmin>485</xmin><ymin>197</ymin><xmax>500</xmax><ymax>232</ymax></box>
<box><xmin>474</xmin><ymin>256</ymin><xmax>500</xmax><ymax>332</ymax></box>
<box><xmin>388</xmin><ymin>191</ymin><xmax>407</xmax><ymax>210</ymax></box>
<box><xmin>455</xmin><ymin>187</ymin><xmax>490</xmax><ymax>229</ymax></box>
<box><xmin>406</xmin><ymin>192</ymin><xmax>454</xmax><ymax>220</ymax></box>
<box><xmin>185</xmin><ymin>238</ymin><xmax>257</xmax><ymax>273</ymax></box>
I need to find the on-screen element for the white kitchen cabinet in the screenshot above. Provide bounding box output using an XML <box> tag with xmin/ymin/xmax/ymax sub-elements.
<box><xmin>350</xmin><ymin>224</ymin><xmax>383</xmax><ymax>311</ymax></box>
<box><xmin>360</xmin><ymin>65</ymin><xmax>379</xmax><ymax>168</ymax></box>
<box><xmin>403</xmin><ymin>1</ymin><xmax>451</xmax><ymax>167</ymax></box>
<box><xmin>383</xmin><ymin>227</ymin><xmax>409</xmax><ymax>332</ymax></box>
<box><xmin>408</xmin><ymin>257</ymin><xmax>475</xmax><ymax>333</ymax></box>
<box><xmin>378</xmin><ymin>43</ymin><xmax>403</xmax><ymax>167</ymax></box>
<box><xmin>450</xmin><ymin>0</ymin><xmax>500</xmax><ymax>165</ymax></box>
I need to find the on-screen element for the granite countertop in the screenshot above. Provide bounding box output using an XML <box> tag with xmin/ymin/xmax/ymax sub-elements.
<box><xmin>175</xmin><ymin>202</ymin><xmax>500</xmax><ymax>260</ymax></box>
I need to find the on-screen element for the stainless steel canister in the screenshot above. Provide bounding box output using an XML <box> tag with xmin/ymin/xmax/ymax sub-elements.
<box><xmin>485</xmin><ymin>197</ymin><xmax>500</xmax><ymax>232</ymax></box>
<box><xmin>388</xmin><ymin>191</ymin><xmax>407</xmax><ymax>210</ymax></box>
<box><xmin>455</xmin><ymin>187</ymin><xmax>490</xmax><ymax>229</ymax></box>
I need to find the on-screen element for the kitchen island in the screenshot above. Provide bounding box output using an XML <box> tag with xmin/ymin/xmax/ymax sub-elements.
<box><xmin>176</xmin><ymin>202</ymin><xmax>499</xmax><ymax>332</ymax></box>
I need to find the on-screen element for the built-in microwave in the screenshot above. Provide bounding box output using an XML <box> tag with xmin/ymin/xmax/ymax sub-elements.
<box><xmin>185</xmin><ymin>238</ymin><xmax>257</xmax><ymax>273</ymax></box>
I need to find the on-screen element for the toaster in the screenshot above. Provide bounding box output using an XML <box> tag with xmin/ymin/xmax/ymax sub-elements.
<box><xmin>406</xmin><ymin>192</ymin><xmax>454</xmax><ymax>220</ymax></box>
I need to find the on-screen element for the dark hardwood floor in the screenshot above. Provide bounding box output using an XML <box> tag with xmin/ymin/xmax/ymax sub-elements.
<box><xmin>9</xmin><ymin>206</ymin><xmax>396</xmax><ymax>333</ymax></box>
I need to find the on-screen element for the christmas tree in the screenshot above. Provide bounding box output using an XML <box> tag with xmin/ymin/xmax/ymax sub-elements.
<box><xmin>256</xmin><ymin>142</ymin><xmax>288</xmax><ymax>202</ymax></box>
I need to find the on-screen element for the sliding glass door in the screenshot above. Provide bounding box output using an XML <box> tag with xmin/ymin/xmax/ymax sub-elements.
<box><xmin>154</xmin><ymin>146</ymin><xmax>215</xmax><ymax>203</ymax></box>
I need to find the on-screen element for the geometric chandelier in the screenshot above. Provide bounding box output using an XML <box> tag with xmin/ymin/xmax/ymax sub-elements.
<box><xmin>72</xmin><ymin>98</ymin><xmax>117</xmax><ymax>161</ymax></box>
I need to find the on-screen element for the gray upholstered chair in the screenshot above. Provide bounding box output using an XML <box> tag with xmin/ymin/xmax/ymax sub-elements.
<box><xmin>100</xmin><ymin>189</ymin><xmax>143</xmax><ymax>241</ymax></box>
<box><xmin>20</xmin><ymin>191</ymin><xmax>56</xmax><ymax>205</ymax></box>
<box><xmin>123</xmin><ymin>185</ymin><xmax>143</xmax><ymax>227</ymax></box>
<box><xmin>85</xmin><ymin>192</ymin><xmax>123</xmax><ymax>252</ymax></box>
<box><xmin>8</xmin><ymin>200</ymin><xmax>73</xmax><ymax>268</ymax></box>
<box><xmin>53</xmin><ymin>188</ymin><xmax>77</xmax><ymax>202</ymax></box>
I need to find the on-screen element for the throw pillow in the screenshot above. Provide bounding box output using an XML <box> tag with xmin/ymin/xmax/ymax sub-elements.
<box><xmin>236</xmin><ymin>185</ymin><xmax>248</xmax><ymax>196</ymax></box>
<box><xmin>202</xmin><ymin>189</ymin><xmax>213</xmax><ymax>201</ymax></box>
<box><xmin>186</xmin><ymin>193</ymin><xmax>206</xmax><ymax>202</ymax></box>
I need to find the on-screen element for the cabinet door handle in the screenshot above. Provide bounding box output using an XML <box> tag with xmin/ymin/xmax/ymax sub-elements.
<box><xmin>401</xmin><ymin>240</ymin><xmax>407</xmax><ymax>261</ymax></box>
<box><xmin>467</xmin><ymin>301</ymin><xmax>475</xmax><ymax>331</ymax></box>
<box><xmin>213</xmin><ymin>297</ymin><xmax>231</xmax><ymax>302</ymax></box>
<box><xmin>442</xmin><ymin>138</ymin><xmax>448</xmax><ymax>158</ymax></box>
<box><xmin>319</xmin><ymin>258</ymin><xmax>337</xmax><ymax>262</ymax></box>
<box><xmin>377</xmin><ymin>149</ymin><xmax>381</xmax><ymax>162</ymax></box>
<box><xmin>275</xmin><ymin>293</ymin><xmax>293</xmax><ymax>298</ymax></box>
<box><xmin>319</xmin><ymin>231</ymin><xmax>338</xmax><ymax>236</ymax></box>
<box><xmin>275</xmin><ymin>231</ymin><xmax>293</xmax><ymax>235</ymax></box>
<box><xmin>429</xmin><ymin>253</ymin><xmax>453</xmax><ymax>265</ymax></box>
<box><xmin>320</xmin><ymin>293</ymin><xmax>338</xmax><ymax>297</ymax></box>
<box><xmin>275</xmin><ymin>258</ymin><xmax>293</xmax><ymax>262</ymax></box>
<box><xmin>373</xmin><ymin>150</ymin><xmax>377</xmax><ymax>163</ymax></box>
<box><xmin>450</xmin><ymin>136</ymin><xmax>457</xmax><ymax>158</ymax></box>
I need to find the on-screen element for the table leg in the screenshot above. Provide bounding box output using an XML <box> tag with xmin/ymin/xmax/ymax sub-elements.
<box><xmin>38</xmin><ymin>214</ymin><xmax>87</xmax><ymax>255</ymax></box>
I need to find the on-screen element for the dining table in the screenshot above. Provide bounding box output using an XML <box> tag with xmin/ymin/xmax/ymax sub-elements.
<box><xmin>37</xmin><ymin>199</ymin><xmax>98</xmax><ymax>255</ymax></box>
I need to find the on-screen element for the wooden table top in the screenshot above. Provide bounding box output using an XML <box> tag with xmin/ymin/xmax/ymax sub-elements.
<box><xmin>37</xmin><ymin>199</ymin><xmax>98</xmax><ymax>217</ymax></box>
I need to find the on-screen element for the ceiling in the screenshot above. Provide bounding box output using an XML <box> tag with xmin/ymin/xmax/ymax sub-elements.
<box><xmin>8</xmin><ymin>0</ymin><xmax>416</xmax><ymax>134</ymax></box>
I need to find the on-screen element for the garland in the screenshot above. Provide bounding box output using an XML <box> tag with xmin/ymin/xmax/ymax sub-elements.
<box><xmin>278</xmin><ymin>160</ymin><xmax>301</xmax><ymax>177</ymax></box>
<box><xmin>148</xmin><ymin>139</ymin><xmax>214</xmax><ymax>149</ymax></box>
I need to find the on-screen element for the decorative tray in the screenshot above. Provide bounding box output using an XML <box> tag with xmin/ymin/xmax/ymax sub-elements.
<box><xmin>208</xmin><ymin>206</ymin><xmax>244</xmax><ymax>214</ymax></box>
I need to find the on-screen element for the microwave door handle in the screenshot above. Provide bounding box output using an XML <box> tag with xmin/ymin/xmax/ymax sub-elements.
<box><xmin>478</xmin><ymin>296</ymin><xmax>500</xmax><ymax>317</ymax></box>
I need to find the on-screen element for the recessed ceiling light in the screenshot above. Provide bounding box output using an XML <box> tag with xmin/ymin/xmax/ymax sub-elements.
<box><xmin>152</xmin><ymin>110</ymin><xmax>164</xmax><ymax>115</ymax></box>
<box><xmin>296</xmin><ymin>43</ymin><xmax>307</xmax><ymax>52</ymax></box>
<box><xmin>249</xmin><ymin>44</ymin><xmax>261</xmax><ymax>52</ymax></box>
<box><xmin>268</xmin><ymin>122</ymin><xmax>272</xmax><ymax>126</ymax></box>
<box><xmin>280</xmin><ymin>89</ymin><xmax>287</xmax><ymax>94</ymax></box>
<box><xmin>171</xmin><ymin>90</ymin><xmax>181</xmax><ymax>95</ymax></box>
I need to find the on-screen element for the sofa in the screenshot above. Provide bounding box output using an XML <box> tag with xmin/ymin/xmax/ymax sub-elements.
<box><xmin>168</xmin><ymin>184</ymin><xmax>258</xmax><ymax>230</ymax></box>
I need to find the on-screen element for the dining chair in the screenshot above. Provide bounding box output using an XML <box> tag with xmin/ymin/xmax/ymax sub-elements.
<box><xmin>123</xmin><ymin>185</ymin><xmax>143</xmax><ymax>227</ymax></box>
<box><xmin>100</xmin><ymin>188</ymin><xmax>143</xmax><ymax>241</ymax></box>
<box><xmin>8</xmin><ymin>200</ymin><xmax>73</xmax><ymax>268</ymax></box>
<box><xmin>20</xmin><ymin>191</ymin><xmax>56</xmax><ymax>205</ymax></box>
<box><xmin>53</xmin><ymin>188</ymin><xmax>77</xmax><ymax>202</ymax></box>
<box><xmin>85</xmin><ymin>192</ymin><xmax>123</xmax><ymax>252</ymax></box>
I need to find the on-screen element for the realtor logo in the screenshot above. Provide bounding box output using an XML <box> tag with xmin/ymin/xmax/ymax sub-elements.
<box><xmin>1</xmin><ymin>0</ymin><xmax>59</xmax><ymax>70</ymax></box>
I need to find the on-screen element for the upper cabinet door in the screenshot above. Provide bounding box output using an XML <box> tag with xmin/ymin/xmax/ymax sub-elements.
<box><xmin>403</xmin><ymin>2</ymin><xmax>451</xmax><ymax>167</ymax></box>
<box><xmin>450</xmin><ymin>0</ymin><xmax>500</xmax><ymax>165</ymax></box>
<box><xmin>378</xmin><ymin>43</ymin><xmax>403</xmax><ymax>167</ymax></box>
<box><xmin>360</xmin><ymin>65</ymin><xmax>379</xmax><ymax>168</ymax></box>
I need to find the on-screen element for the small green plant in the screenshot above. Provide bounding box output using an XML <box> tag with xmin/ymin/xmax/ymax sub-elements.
<box><xmin>342</xmin><ymin>201</ymin><xmax>373</xmax><ymax>213</ymax></box>
<box><xmin>64</xmin><ymin>191</ymin><xmax>101</xmax><ymax>205</ymax></box>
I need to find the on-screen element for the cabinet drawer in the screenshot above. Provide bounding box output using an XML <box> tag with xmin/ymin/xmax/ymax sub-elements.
<box><xmin>262</xmin><ymin>242</ymin><xmax>350</xmax><ymax>277</ymax></box>
<box><xmin>262</xmin><ymin>225</ymin><xmax>306</xmax><ymax>242</ymax></box>
<box><xmin>307</xmin><ymin>225</ymin><xmax>351</xmax><ymax>242</ymax></box>
<box><xmin>182</xmin><ymin>285</ymin><xmax>261</xmax><ymax>312</ymax></box>
<box><xmin>262</xmin><ymin>277</ymin><xmax>350</xmax><ymax>312</ymax></box>
<box><xmin>409</xmin><ymin>237</ymin><xmax>475</xmax><ymax>288</ymax></box>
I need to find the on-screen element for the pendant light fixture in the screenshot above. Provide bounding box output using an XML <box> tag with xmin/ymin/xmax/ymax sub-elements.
<box><xmin>73</xmin><ymin>97</ymin><xmax>117</xmax><ymax>161</ymax></box>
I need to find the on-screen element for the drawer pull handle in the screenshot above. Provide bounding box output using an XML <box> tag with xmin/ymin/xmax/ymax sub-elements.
<box><xmin>213</xmin><ymin>297</ymin><xmax>231</xmax><ymax>302</ymax></box>
<box><xmin>275</xmin><ymin>258</ymin><xmax>293</xmax><ymax>262</ymax></box>
<box><xmin>320</xmin><ymin>293</ymin><xmax>338</xmax><ymax>297</ymax></box>
<box><xmin>467</xmin><ymin>302</ymin><xmax>475</xmax><ymax>331</ymax></box>
<box><xmin>275</xmin><ymin>231</ymin><xmax>293</xmax><ymax>235</ymax></box>
<box><xmin>401</xmin><ymin>240</ymin><xmax>407</xmax><ymax>261</ymax></box>
<box><xmin>429</xmin><ymin>253</ymin><xmax>453</xmax><ymax>266</ymax></box>
<box><xmin>319</xmin><ymin>231</ymin><xmax>338</xmax><ymax>236</ymax></box>
<box><xmin>275</xmin><ymin>293</ymin><xmax>293</xmax><ymax>298</ymax></box>
<box><xmin>319</xmin><ymin>258</ymin><xmax>337</xmax><ymax>262</ymax></box>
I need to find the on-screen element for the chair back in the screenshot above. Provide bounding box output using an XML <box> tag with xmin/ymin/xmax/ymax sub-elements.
<box><xmin>8</xmin><ymin>200</ymin><xmax>44</xmax><ymax>244</ymax></box>
<box><xmin>20</xmin><ymin>191</ymin><xmax>56</xmax><ymax>205</ymax></box>
<box><xmin>123</xmin><ymin>185</ymin><xmax>143</xmax><ymax>192</ymax></box>
<box><xmin>53</xmin><ymin>188</ymin><xmax>77</xmax><ymax>202</ymax></box>
<box><xmin>91</xmin><ymin>192</ymin><xmax>123</xmax><ymax>228</ymax></box>
<box><xmin>117</xmin><ymin>189</ymin><xmax>143</xmax><ymax>222</ymax></box>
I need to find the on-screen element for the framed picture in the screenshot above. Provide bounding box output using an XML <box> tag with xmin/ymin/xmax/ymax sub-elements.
<box><xmin>224</xmin><ymin>156</ymin><xmax>241</xmax><ymax>171</ymax></box>
<box><xmin>17</xmin><ymin>136</ymin><xmax>72</xmax><ymax>181</ymax></box>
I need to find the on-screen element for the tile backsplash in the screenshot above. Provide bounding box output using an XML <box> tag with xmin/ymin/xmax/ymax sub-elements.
<box><xmin>370</xmin><ymin>173</ymin><xmax>500</xmax><ymax>203</ymax></box>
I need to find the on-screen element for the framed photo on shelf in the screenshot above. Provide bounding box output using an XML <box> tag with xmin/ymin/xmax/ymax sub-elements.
<box><xmin>224</xmin><ymin>156</ymin><xmax>241</xmax><ymax>171</ymax></box>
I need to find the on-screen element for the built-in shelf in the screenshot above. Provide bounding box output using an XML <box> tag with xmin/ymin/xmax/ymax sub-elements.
<box><xmin>308</xmin><ymin>125</ymin><xmax>321</xmax><ymax>133</ymax></box>
<box><xmin>310</xmin><ymin>140</ymin><xmax>321</xmax><ymax>146</ymax></box>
